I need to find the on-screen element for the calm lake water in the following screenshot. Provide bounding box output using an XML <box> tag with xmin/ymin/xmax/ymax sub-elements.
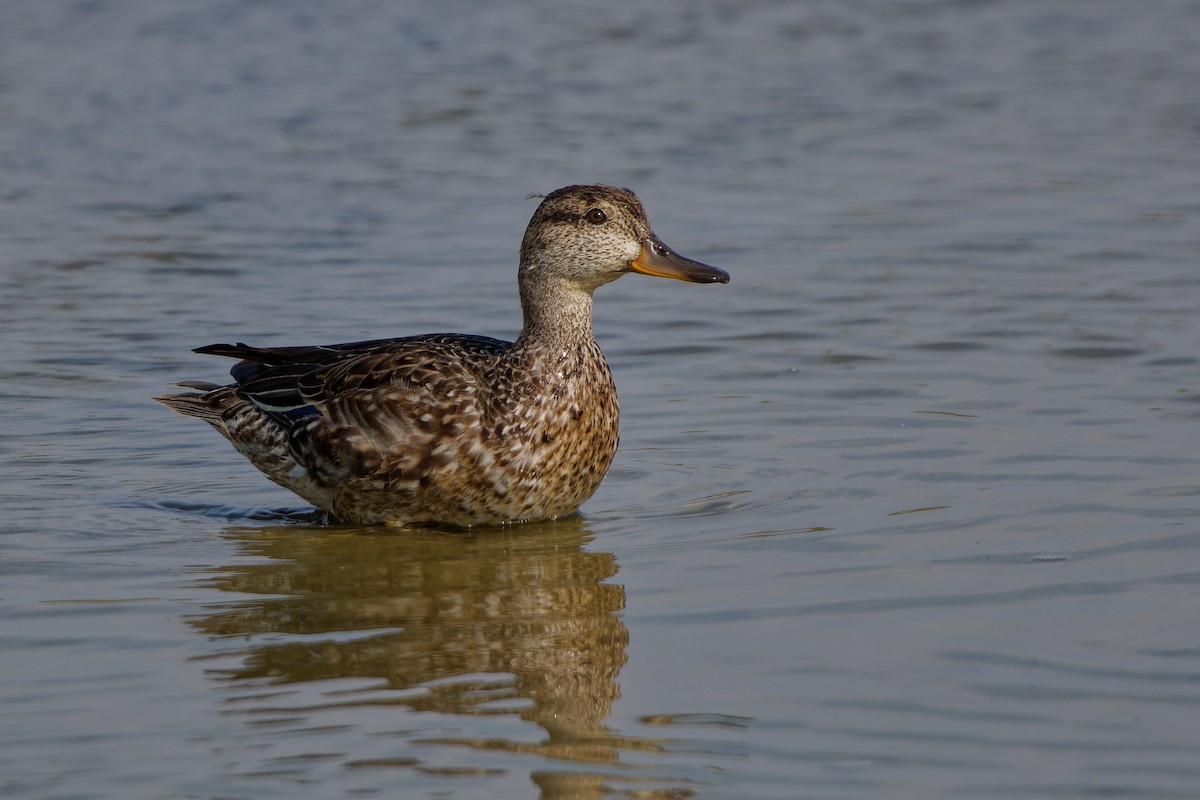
<box><xmin>4</xmin><ymin>1</ymin><xmax>1200</xmax><ymax>798</ymax></box>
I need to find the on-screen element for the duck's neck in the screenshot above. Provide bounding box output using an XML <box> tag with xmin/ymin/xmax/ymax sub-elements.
<box><xmin>515</xmin><ymin>272</ymin><xmax>598</xmax><ymax>352</ymax></box>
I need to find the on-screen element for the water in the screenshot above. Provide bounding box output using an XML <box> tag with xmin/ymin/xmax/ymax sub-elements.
<box><xmin>3</xmin><ymin>1</ymin><xmax>1200</xmax><ymax>798</ymax></box>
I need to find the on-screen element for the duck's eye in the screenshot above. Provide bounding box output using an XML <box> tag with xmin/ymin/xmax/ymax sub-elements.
<box><xmin>585</xmin><ymin>208</ymin><xmax>607</xmax><ymax>225</ymax></box>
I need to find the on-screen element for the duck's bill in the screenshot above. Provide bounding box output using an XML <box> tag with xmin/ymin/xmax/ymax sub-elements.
<box><xmin>630</xmin><ymin>233</ymin><xmax>730</xmax><ymax>284</ymax></box>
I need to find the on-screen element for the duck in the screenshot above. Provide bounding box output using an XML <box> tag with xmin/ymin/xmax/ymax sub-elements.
<box><xmin>155</xmin><ymin>184</ymin><xmax>729</xmax><ymax>527</ymax></box>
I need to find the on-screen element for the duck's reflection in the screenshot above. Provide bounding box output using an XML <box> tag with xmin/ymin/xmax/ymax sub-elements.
<box><xmin>192</xmin><ymin>517</ymin><xmax>640</xmax><ymax>795</ymax></box>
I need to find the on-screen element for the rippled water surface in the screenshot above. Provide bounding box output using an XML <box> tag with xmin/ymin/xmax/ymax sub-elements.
<box><xmin>4</xmin><ymin>2</ymin><xmax>1200</xmax><ymax>798</ymax></box>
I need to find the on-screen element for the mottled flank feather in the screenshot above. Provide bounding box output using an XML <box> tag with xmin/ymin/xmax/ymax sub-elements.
<box><xmin>155</xmin><ymin>184</ymin><xmax>728</xmax><ymax>527</ymax></box>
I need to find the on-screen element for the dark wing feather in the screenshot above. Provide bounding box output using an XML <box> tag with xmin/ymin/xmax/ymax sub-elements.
<box><xmin>197</xmin><ymin>334</ymin><xmax>512</xmax><ymax>431</ymax></box>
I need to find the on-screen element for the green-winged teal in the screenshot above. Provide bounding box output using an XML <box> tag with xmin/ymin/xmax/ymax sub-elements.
<box><xmin>155</xmin><ymin>184</ymin><xmax>729</xmax><ymax>526</ymax></box>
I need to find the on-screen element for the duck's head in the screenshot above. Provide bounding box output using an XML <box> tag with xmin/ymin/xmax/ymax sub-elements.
<box><xmin>519</xmin><ymin>184</ymin><xmax>730</xmax><ymax>293</ymax></box>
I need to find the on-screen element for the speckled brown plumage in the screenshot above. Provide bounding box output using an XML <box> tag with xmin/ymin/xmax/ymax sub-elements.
<box><xmin>155</xmin><ymin>185</ymin><xmax>729</xmax><ymax>527</ymax></box>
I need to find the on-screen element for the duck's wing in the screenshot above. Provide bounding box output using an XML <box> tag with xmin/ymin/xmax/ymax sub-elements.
<box><xmin>197</xmin><ymin>334</ymin><xmax>511</xmax><ymax>430</ymax></box>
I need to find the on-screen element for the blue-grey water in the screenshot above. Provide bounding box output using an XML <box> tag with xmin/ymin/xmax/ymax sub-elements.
<box><xmin>3</xmin><ymin>2</ymin><xmax>1200</xmax><ymax>798</ymax></box>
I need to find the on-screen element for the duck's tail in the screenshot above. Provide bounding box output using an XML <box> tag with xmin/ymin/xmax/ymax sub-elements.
<box><xmin>153</xmin><ymin>382</ymin><xmax>238</xmax><ymax>424</ymax></box>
